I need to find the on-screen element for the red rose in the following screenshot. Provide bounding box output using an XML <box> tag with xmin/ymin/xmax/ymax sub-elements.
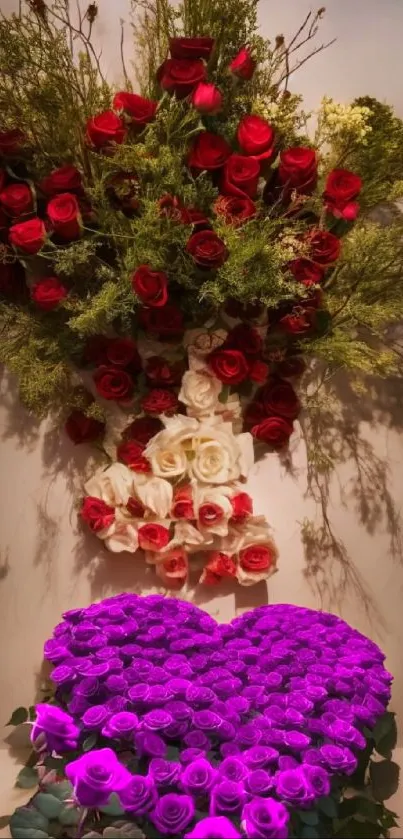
<box><xmin>9</xmin><ymin>217</ymin><xmax>46</xmax><ymax>254</ymax></box>
<box><xmin>65</xmin><ymin>410</ymin><xmax>105</xmax><ymax>444</ymax></box>
<box><xmin>112</xmin><ymin>92</ymin><xmax>158</xmax><ymax>126</ymax></box>
<box><xmin>324</xmin><ymin>168</ymin><xmax>362</xmax><ymax>219</ymax></box>
<box><xmin>230</xmin><ymin>492</ymin><xmax>253</xmax><ymax>522</ymax></box>
<box><xmin>278</xmin><ymin>147</ymin><xmax>317</xmax><ymax>195</ymax></box>
<box><xmin>202</xmin><ymin>551</ymin><xmax>237</xmax><ymax>583</ymax></box>
<box><xmin>126</xmin><ymin>496</ymin><xmax>146</xmax><ymax>518</ymax></box>
<box><xmin>237</xmin><ymin>115</ymin><xmax>275</xmax><ymax>162</ymax></box>
<box><xmin>0</xmin><ymin>129</ymin><xmax>25</xmax><ymax>156</ymax></box>
<box><xmin>47</xmin><ymin>193</ymin><xmax>81</xmax><ymax>241</ymax></box>
<box><xmin>180</xmin><ymin>206</ymin><xmax>210</xmax><ymax>227</ymax></box>
<box><xmin>244</xmin><ymin>400</ymin><xmax>265</xmax><ymax>428</ymax></box>
<box><xmin>158</xmin><ymin>58</ymin><xmax>206</xmax><ymax>98</ymax></box>
<box><xmin>251</xmin><ymin>416</ymin><xmax>293</xmax><ymax>448</ymax></box>
<box><xmin>156</xmin><ymin>548</ymin><xmax>188</xmax><ymax>589</ymax></box>
<box><xmin>288</xmin><ymin>258</ymin><xmax>324</xmax><ymax>287</ymax></box>
<box><xmin>159</xmin><ymin>194</ymin><xmax>183</xmax><ymax>221</ymax></box>
<box><xmin>93</xmin><ymin>367</ymin><xmax>134</xmax><ymax>401</ymax></box>
<box><xmin>81</xmin><ymin>496</ymin><xmax>115</xmax><ymax>533</ymax></box>
<box><xmin>225</xmin><ymin>298</ymin><xmax>264</xmax><ymax>320</ymax></box>
<box><xmin>145</xmin><ymin>356</ymin><xmax>184</xmax><ymax>386</ymax></box>
<box><xmin>307</xmin><ymin>229</ymin><xmax>341</xmax><ymax>266</ymax></box>
<box><xmin>106</xmin><ymin>172</ymin><xmax>140</xmax><ymax>214</ymax></box>
<box><xmin>125</xmin><ymin>416</ymin><xmax>163</xmax><ymax>444</ymax></box>
<box><xmin>86</xmin><ymin>111</ymin><xmax>127</xmax><ymax>149</ymax></box>
<box><xmin>229</xmin><ymin>46</ymin><xmax>256</xmax><ymax>80</ymax></box>
<box><xmin>209</xmin><ymin>348</ymin><xmax>249</xmax><ymax>384</ymax></box>
<box><xmin>40</xmin><ymin>165</ymin><xmax>82</xmax><ymax>196</ymax></box>
<box><xmin>186</xmin><ymin>230</ymin><xmax>228</xmax><ymax>269</ymax></box>
<box><xmin>189</xmin><ymin>132</ymin><xmax>232</xmax><ymax>171</ymax></box>
<box><xmin>141</xmin><ymin>388</ymin><xmax>179</xmax><ymax>415</ymax></box>
<box><xmin>0</xmin><ymin>183</ymin><xmax>33</xmax><ymax>217</ymax></box>
<box><xmin>277</xmin><ymin>356</ymin><xmax>306</xmax><ymax>378</ymax></box>
<box><xmin>139</xmin><ymin>304</ymin><xmax>184</xmax><ymax>339</ymax></box>
<box><xmin>105</xmin><ymin>338</ymin><xmax>142</xmax><ymax>371</ymax></box>
<box><xmin>249</xmin><ymin>359</ymin><xmax>269</xmax><ymax>382</ymax></box>
<box><xmin>169</xmin><ymin>37</ymin><xmax>214</xmax><ymax>60</ymax></box>
<box><xmin>225</xmin><ymin>323</ymin><xmax>262</xmax><ymax>356</ymax></box>
<box><xmin>138</xmin><ymin>522</ymin><xmax>170</xmax><ymax>551</ymax></box>
<box><xmin>221</xmin><ymin>154</ymin><xmax>260</xmax><ymax>198</ymax></box>
<box><xmin>259</xmin><ymin>377</ymin><xmax>300</xmax><ymax>420</ymax></box>
<box><xmin>199</xmin><ymin>502</ymin><xmax>224</xmax><ymax>528</ymax></box>
<box><xmin>31</xmin><ymin>277</ymin><xmax>67</xmax><ymax>310</ymax></box>
<box><xmin>279</xmin><ymin>310</ymin><xmax>313</xmax><ymax>335</ymax></box>
<box><xmin>83</xmin><ymin>335</ymin><xmax>111</xmax><ymax>366</ymax></box>
<box><xmin>117</xmin><ymin>440</ymin><xmax>152</xmax><ymax>473</ymax></box>
<box><xmin>131</xmin><ymin>264</ymin><xmax>168</xmax><ymax>307</ymax></box>
<box><xmin>0</xmin><ymin>260</ymin><xmax>22</xmax><ymax>297</ymax></box>
<box><xmin>172</xmin><ymin>485</ymin><xmax>194</xmax><ymax>519</ymax></box>
<box><xmin>239</xmin><ymin>544</ymin><xmax>274</xmax><ymax>572</ymax></box>
<box><xmin>191</xmin><ymin>83</ymin><xmax>222</xmax><ymax>115</ymax></box>
<box><xmin>214</xmin><ymin>195</ymin><xmax>256</xmax><ymax>227</ymax></box>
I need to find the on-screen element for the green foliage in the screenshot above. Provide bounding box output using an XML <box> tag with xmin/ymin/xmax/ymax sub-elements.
<box><xmin>347</xmin><ymin>97</ymin><xmax>403</xmax><ymax>209</ymax></box>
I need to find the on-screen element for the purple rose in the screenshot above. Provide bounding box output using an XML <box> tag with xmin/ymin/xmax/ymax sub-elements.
<box><xmin>193</xmin><ymin>710</ymin><xmax>222</xmax><ymax>733</ymax></box>
<box><xmin>275</xmin><ymin>767</ymin><xmax>315</xmax><ymax>808</ymax></box>
<box><xmin>245</xmin><ymin>769</ymin><xmax>274</xmax><ymax>795</ymax></box>
<box><xmin>51</xmin><ymin>665</ymin><xmax>75</xmax><ymax>686</ymax></box>
<box><xmin>302</xmin><ymin>764</ymin><xmax>330</xmax><ymax>798</ymax></box>
<box><xmin>65</xmin><ymin>748</ymin><xmax>131</xmax><ymax>808</ymax></box>
<box><xmin>283</xmin><ymin>731</ymin><xmax>311</xmax><ymax>752</ymax></box>
<box><xmin>118</xmin><ymin>773</ymin><xmax>157</xmax><ymax>815</ymax></box>
<box><xmin>319</xmin><ymin>744</ymin><xmax>358</xmax><ymax>775</ymax></box>
<box><xmin>219</xmin><ymin>756</ymin><xmax>249</xmax><ymax>783</ymax></box>
<box><xmin>185</xmin><ymin>687</ymin><xmax>215</xmax><ymax>708</ymax></box>
<box><xmin>327</xmin><ymin>720</ymin><xmax>366</xmax><ymax>750</ymax></box>
<box><xmin>135</xmin><ymin>730</ymin><xmax>167</xmax><ymax>758</ymax></box>
<box><xmin>184</xmin><ymin>730</ymin><xmax>211</xmax><ymax>750</ymax></box>
<box><xmin>210</xmin><ymin>780</ymin><xmax>246</xmax><ymax>815</ymax></box>
<box><xmin>243</xmin><ymin>746</ymin><xmax>279</xmax><ymax>770</ymax></box>
<box><xmin>106</xmin><ymin>696</ymin><xmax>129</xmax><ymax>713</ymax></box>
<box><xmin>181</xmin><ymin>757</ymin><xmax>217</xmax><ymax>796</ymax></box>
<box><xmin>151</xmin><ymin>793</ymin><xmax>195</xmax><ymax>835</ymax></box>
<box><xmin>102</xmin><ymin>712</ymin><xmax>139</xmax><ymax>740</ymax></box>
<box><xmin>149</xmin><ymin>758</ymin><xmax>181</xmax><ymax>787</ymax></box>
<box><xmin>31</xmin><ymin>704</ymin><xmax>79</xmax><ymax>753</ymax></box>
<box><xmin>185</xmin><ymin>816</ymin><xmax>242</xmax><ymax>839</ymax></box>
<box><xmin>180</xmin><ymin>748</ymin><xmax>207</xmax><ymax>764</ymax></box>
<box><xmin>241</xmin><ymin>797</ymin><xmax>290</xmax><ymax>839</ymax></box>
<box><xmin>82</xmin><ymin>705</ymin><xmax>110</xmax><ymax>731</ymax></box>
<box><xmin>143</xmin><ymin>709</ymin><xmax>174</xmax><ymax>731</ymax></box>
<box><xmin>236</xmin><ymin>724</ymin><xmax>263</xmax><ymax>748</ymax></box>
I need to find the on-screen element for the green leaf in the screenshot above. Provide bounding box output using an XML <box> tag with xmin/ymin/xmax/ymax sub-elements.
<box><xmin>301</xmin><ymin>828</ymin><xmax>319</xmax><ymax>839</ymax></box>
<box><xmin>34</xmin><ymin>793</ymin><xmax>62</xmax><ymax>819</ymax></box>
<box><xmin>16</xmin><ymin>766</ymin><xmax>39</xmax><ymax>789</ymax></box>
<box><xmin>218</xmin><ymin>384</ymin><xmax>230</xmax><ymax>403</ymax></box>
<box><xmin>10</xmin><ymin>806</ymin><xmax>49</xmax><ymax>838</ymax></box>
<box><xmin>83</xmin><ymin>733</ymin><xmax>98</xmax><ymax>752</ymax></box>
<box><xmin>98</xmin><ymin>793</ymin><xmax>125</xmax><ymax>817</ymax></box>
<box><xmin>355</xmin><ymin>797</ymin><xmax>381</xmax><ymax>822</ymax></box>
<box><xmin>299</xmin><ymin>810</ymin><xmax>319</xmax><ymax>826</ymax></box>
<box><xmin>58</xmin><ymin>804</ymin><xmax>80</xmax><ymax>826</ymax></box>
<box><xmin>6</xmin><ymin>707</ymin><xmax>29</xmax><ymax>726</ymax></box>
<box><xmin>318</xmin><ymin>795</ymin><xmax>338</xmax><ymax>819</ymax></box>
<box><xmin>28</xmin><ymin>706</ymin><xmax>37</xmax><ymax>722</ymax></box>
<box><xmin>45</xmin><ymin>780</ymin><xmax>73</xmax><ymax>800</ymax></box>
<box><xmin>9</xmin><ymin>830</ymin><xmax>49</xmax><ymax>839</ymax></box>
<box><xmin>370</xmin><ymin>759</ymin><xmax>400</xmax><ymax>801</ymax></box>
<box><xmin>372</xmin><ymin>712</ymin><xmax>396</xmax><ymax>752</ymax></box>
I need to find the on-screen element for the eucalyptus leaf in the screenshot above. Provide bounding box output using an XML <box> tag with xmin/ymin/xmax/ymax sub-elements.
<box><xmin>34</xmin><ymin>793</ymin><xmax>62</xmax><ymax>820</ymax></box>
<box><xmin>58</xmin><ymin>803</ymin><xmax>80</xmax><ymax>826</ymax></box>
<box><xmin>16</xmin><ymin>766</ymin><xmax>39</xmax><ymax>789</ymax></box>
<box><xmin>98</xmin><ymin>793</ymin><xmax>125</xmax><ymax>817</ymax></box>
<box><xmin>299</xmin><ymin>810</ymin><xmax>319</xmax><ymax>826</ymax></box>
<box><xmin>45</xmin><ymin>780</ymin><xmax>73</xmax><ymax>800</ymax></box>
<box><xmin>318</xmin><ymin>795</ymin><xmax>338</xmax><ymax>819</ymax></box>
<box><xmin>370</xmin><ymin>759</ymin><xmax>400</xmax><ymax>801</ymax></box>
<box><xmin>9</xmin><ymin>830</ymin><xmax>49</xmax><ymax>839</ymax></box>
<box><xmin>6</xmin><ymin>707</ymin><xmax>28</xmax><ymax>726</ymax></box>
<box><xmin>10</xmin><ymin>806</ymin><xmax>49</xmax><ymax>835</ymax></box>
<box><xmin>83</xmin><ymin>732</ymin><xmax>98</xmax><ymax>752</ymax></box>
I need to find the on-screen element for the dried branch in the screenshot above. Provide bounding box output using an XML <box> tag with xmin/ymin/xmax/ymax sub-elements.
<box><xmin>120</xmin><ymin>18</ymin><xmax>129</xmax><ymax>84</ymax></box>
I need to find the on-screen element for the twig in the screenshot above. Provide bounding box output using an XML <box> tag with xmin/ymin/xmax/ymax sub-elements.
<box><xmin>47</xmin><ymin>4</ymin><xmax>106</xmax><ymax>83</ymax></box>
<box><xmin>120</xmin><ymin>18</ymin><xmax>129</xmax><ymax>84</ymax></box>
<box><xmin>286</xmin><ymin>11</ymin><xmax>312</xmax><ymax>52</ymax></box>
<box><xmin>277</xmin><ymin>39</ymin><xmax>336</xmax><ymax>88</ymax></box>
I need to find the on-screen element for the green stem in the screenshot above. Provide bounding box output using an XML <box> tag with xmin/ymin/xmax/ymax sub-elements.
<box><xmin>76</xmin><ymin>806</ymin><xmax>88</xmax><ymax>839</ymax></box>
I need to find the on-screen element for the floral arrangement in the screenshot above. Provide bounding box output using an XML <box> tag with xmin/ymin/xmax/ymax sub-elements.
<box><xmin>9</xmin><ymin>595</ymin><xmax>399</xmax><ymax>839</ymax></box>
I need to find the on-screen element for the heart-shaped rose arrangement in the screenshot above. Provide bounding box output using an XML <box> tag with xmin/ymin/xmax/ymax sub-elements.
<box><xmin>28</xmin><ymin>595</ymin><xmax>392</xmax><ymax>839</ymax></box>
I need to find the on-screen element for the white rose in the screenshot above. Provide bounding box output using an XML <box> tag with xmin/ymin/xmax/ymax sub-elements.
<box><xmin>84</xmin><ymin>463</ymin><xmax>134</xmax><ymax>507</ymax></box>
<box><xmin>103</xmin><ymin>510</ymin><xmax>139</xmax><ymax>554</ymax></box>
<box><xmin>132</xmin><ymin>474</ymin><xmax>173</xmax><ymax>518</ymax></box>
<box><xmin>169</xmin><ymin>520</ymin><xmax>215</xmax><ymax>553</ymax></box>
<box><xmin>190</xmin><ymin>420</ymin><xmax>254</xmax><ymax>484</ymax></box>
<box><xmin>234</xmin><ymin>516</ymin><xmax>278</xmax><ymax>586</ymax></box>
<box><xmin>179</xmin><ymin>369</ymin><xmax>222</xmax><ymax>417</ymax></box>
<box><xmin>146</xmin><ymin>415</ymin><xmax>199</xmax><ymax>455</ymax></box>
<box><xmin>148</xmin><ymin>446</ymin><xmax>188</xmax><ymax>480</ymax></box>
<box><xmin>194</xmin><ymin>484</ymin><xmax>233</xmax><ymax>537</ymax></box>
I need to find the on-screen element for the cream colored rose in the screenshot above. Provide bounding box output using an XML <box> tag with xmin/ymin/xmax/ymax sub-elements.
<box><xmin>148</xmin><ymin>446</ymin><xmax>188</xmax><ymax>480</ymax></box>
<box><xmin>85</xmin><ymin>463</ymin><xmax>134</xmax><ymax>507</ymax></box>
<box><xmin>102</xmin><ymin>509</ymin><xmax>139</xmax><ymax>554</ymax></box>
<box><xmin>132</xmin><ymin>474</ymin><xmax>173</xmax><ymax>518</ymax></box>
<box><xmin>234</xmin><ymin>516</ymin><xmax>278</xmax><ymax>586</ymax></box>
<box><xmin>168</xmin><ymin>520</ymin><xmax>215</xmax><ymax>553</ymax></box>
<box><xmin>190</xmin><ymin>420</ymin><xmax>254</xmax><ymax>484</ymax></box>
<box><xmin>179</xmin><ymin>369</ymin><xmax>222</xmax><ymax>417</ymax></box>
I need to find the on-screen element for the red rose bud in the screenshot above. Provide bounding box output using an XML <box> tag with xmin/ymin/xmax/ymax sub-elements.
<box><xmin>214</xmin><ymin>195</ymin><xmax>256</xmax><ymax>227</ymax></box>
<box><xmin>306</xmin><ymin>229</ymin><xmax>341</xmax><ymax>266</ymax></box>
<box><xmin>229</xmin><ymin>46</ymin><xmax>256</xmax><ymax>80</ymax></box>
<box><xmin>139</xmin><ymin>304</ymin><xmax>184</xmax><ymax>339</ymax></box>
<box><xmin>225</xmin><ymin>323</ymin><xmax>262</xmax><ymax>356</ymax></box>
<box><xmin>125</xmin><ymin>416</ymin><xmax>163</xmax><ymax>445</ymax></box>
<box><xmin>93</xmin><ymin>366</ymin><xmax>134</xmax><ymax>401</ymax></box>
<box><xmin>230</xmin><ymin>492</ymin><xmax>253</xmax><ymax>522</ymax></box>
<box><xmin>31</xmin><ymin>277</ymin><xmax>67</xmax><ymax>311</ymax></box>
<box><xmin>186</xmin><ymin>230</ymin><xmax>228</xmax><ymax>269</ymax></box>
<box><xmin>203</xmin><ymin>551</ymin><xmax>237</xmax><ymax>582</ymax></box>
<box><xmin>105</xmin><ymin>338</ymin><xmax>141</xmax><ymax>371</ymax></box>
<box><xmin>278</xmin><ymin>147</ymin><xmax>317</xmax><ymax>196</ymax></box>
<box><xmin>209</xmin><ymin>348</ymin><xmax>249</xmax><ymax>385</ymax></box>
<box><xmin>324</xmin><ymin>168</ymin><xmax>362</xmax><ymax>219</ymax></box>
<box><xmin>199</xmin><ymin>502</ymin><xmax>225</xmax><ymax>528</ymax></box>
<box><xmin>221</xmin><ymin>154</ymin><xmax>260</xmax><ymax>198</ymax></box>
<box><xmin>40</xmin><ymin>165</ymin><xmax>83</xmax><ymax>196</ymax></box>
<box><xmin>9</xmin><ymin>217</ymin><xmax>46</xmax><ymax>254</ymax></box>
<box><xmin>138</xmin><ymin>522</ymin><xmax>170</xmax><ymax>551</ymax></box>
<box><xmin>191</xmin><ymin>82</ymin><xmax>223</xmax><ymax>115</ymax></box>
<box><xmin>47</xmin><ymin>192</ymin><xmax>81</xmax><ymax>241</ymax></box>
<box><xmin>251</xmin><ymin>416</ymin><xmax>294</xmax><ymax>448</ymax></box>
<box><xmin>0</xmin><ymin>182</ymin><xmax>34</xmax><ymax>217</ymax></box>
<box><xmin>189</xmin><ymin>132</ymin><xmax>232</xmax><ymax>171</ymax></box>
<box><xmin>131</xmin><ymin>264</ymin><xmax>168</xmax><ymax>307</ymax></box>
<box><xmin>172</xmin><ymin>485</ymin><xmax>194</xmax><ymax>519</ymax></box>
<box><xmin>259</xmin><ymin>377</ymin><xmax>300</xmax><ymax>420</ymax></box>
<box><xmin>279</xmin><ymin>309</ymin><xmax>314</xmax><ymax>335</ymax></box>
<box><xmin>158</xmin><ymin>58</ymin><xmax>206</xmax><ymax>99</ymax></box>
<box><xmin>288</xmin><ymin>258</ymin><xmax>324</xmax><ymax>286</ymax></box>
<box><xmin>81</xmin><ymin>496</ymin><xmax>115</xmax><ymax>533</ymax></box>
<box><xmin>0</xmin><ymin>128</ymin><xmax>26</xmax><ymax>157</ymax></box>
<box><xmin>117</xmin><ymin>440</ymin><xmax>152</xmax><ymax>473</ymax></box>
<box><xmin>86</xmin><ymin>110</ymin><xmax>127</xmax><ymax>149</ymax></box>
<box><xmin>145</xmin><ymin>356</ymin><xmax>184</xmax><ymax>386</ymax></box>
<box><xmin>65</xmin><ymin>410</ymin><xmax>105</xmax><ymax>444</ymax></box>
<box><xmin>249</xmin><ymin>359</ymin><xmax>269</xmax><ymax>382</ymax></box>
<box><xmin>237</xmin><ymin>115</ymin><xmax>275</xmax><ymax>162</ymax></box>
<box><xmin>141</xmin><ymin>388</ymin><xmax>179</xmax><ymax>415</ymax></box>
<box><xmin>169</xmin><ymin>36</ymin><xmax>215</xmax><ymax>60</ymax></box>
<box><xmin>112</xmin><ymin>92</ymin><xmax>158</xmax><ymax>126</ymax></box>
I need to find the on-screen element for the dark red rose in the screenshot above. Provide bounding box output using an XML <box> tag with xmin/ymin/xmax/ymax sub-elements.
<box><xmin>180</xmin><ymin>206</ymin><xmax>209</xmax><ymax>227</ymax></box>
<box><xmin>125</xmin><ymin>416</ymin><xmax>163</xmax><ymax>445</ymax></box>
<box><xmin>131</xmin><ymin>264</ymin><xmax>168</xmax><ymax>307</ymax></box>
<box><xmin>159</xmin><ymin>194</ymin><xmax>183</xmax><ymax>221</ymax></box>
<box><xmin>112</xmin><ymin>92</ymin><xmax>158</xmax><ymax>126</ymax></box>
<box><xmin>0</xmin><ymin>183</ymin><xmax>33</xmax><ymax>217</ymax></box>
<box><xmin>31</xmin><ymin>277</ymin><xmax>67</xmax><ymax>310</ymax></box>
<box><xmin>83</xmin><ymin>335</ymin><xmax>111</xmax><ymax>366</ymax></box>
<box><xmin>86</xmin><ymin>111</ymin><xmax>127</xmax><ymax>149</ymax></box>
<box><xmin>260</xmin><ymin>377</ymin><xmax>300</xmax><ymax>420</ymax></box>
<box><xmin>106</xmin><ymin>172</ymin><xmax>140</xmax><ymax>213</ymax></box>
<box><xmin>172</xmin><ymin>485</ymin><xmax>194</xmax><ymax>519</ymax></box>
<box><xmin>40</xmin><ymin>165</ymin><xmax>83</xmax><ymax>196</ymax></box>
<box><xmin>230</xmin><ymin>492</ymin><xmax>253</xmax><ymax>522</ymax></box>
<box><xmin>244</xmin><ymin>400</ymin><xmax>265</xmax><ymax>428</ymax></box>
<box><xmin>324</xmin><ymin>168</ymin><xmax>362</xmax><ymax>219</ymax></box>
<box><xmin>9</xmin><ymin>217</ymin><xmax>46</xmax><ymax>254</ymax></box>
<box><xmin>138</xmin><ymin>522</ymin><xmax>171</xmax><ymax>551</ymax></box>
<box><xmin>251</xmin><ymin>416</ymin><xmax>294</xmax><ymax>448</ymax></box>
<box><xmin>65</xmin><ymin>410</ymin><xmax>105</xmax><ymax>444</ymax></box>
<box><xmin>0</xmin><ymin>129</ymin><xmax>26</xmax><ymax>157</ymax></box>
<box><xmin>158</xmin><ymin>58</ymin><xmax>206</xmax><ymax>98</ymax></box>
<box><xmin>225</xmin><ymin>298</ymin><xmax>264</xmax><ymax>320</ymax></box>
<box><xmin>239</xmin><ymin>544</ymin><xmax>274</xmax><ymax>572</ymax></box>
<box><xmin>279</xmin><ymin>309</ymin><xmax>314</xmax><ymax>335</ymax></box>
<box><xmin>126</xmin><ymin>496</ymin><xmax>146</xmax><ymax>518</ymax></box>
<box><xmin>277</xmin><ymin>356</ymin><xmax>306</xmax><ymax>378</ymax></box>
<box><xmin>117</xmin><ymin>440</ymin><xmax>152</xmax><ymax>473</ymax></box>
<box><xmin>221</xmin><ymin>154</ymin><xmax>260</xmax><ymax>198</ymax></box>
<box><xmin>81</xmin><ymin>496</ymin><xmax>115</xmax><ymax>533</ymax></box>
<box><xmin>47</xmin><ymin>193</ymin><xmax>81</xmax><ymax>241</ymax></box>
<box><xmin>139</xmin><ymin>304</ymin><xmax>184</xmax><ymax>339</ymax></box>
<box><xmin>237</xmin><ymin>115</ymin><xmax>275</xmax><ymax>162</ymax></box>
<box><xmin>209</xmin><ymin>348</ymin><xmax>249</xmax><ymax>384</ymax></box>
<box><xmin>105</xmin><ymin>338</ymin><xmax>141</xmax><ymax>370</ymax></box>
<box><xmin>225</xmin><ymin>323</ymin><xmax>262</xmax><ymax>356</ymax></box>
<box><xmin>191</xmin><ymin>83</ymin><xmax>222</xmax><ymax>115</ymax></box>
<box><xmin>229</xmin><ymin>46</ymin><xmax>256</xmax><ymax>80</ymax></box>
<box><xmin>145</xmin><ymin>356</ymin><xmax>184</xmax><ymax>386</ymax></box>
<box><xmin>188</xmin><ymin>132</ymin><xmax>232</xmax><ymax>171</ymax></box>
<box><xmin>169</xmin><ymin>37</ymin><xmax>214</xmax><ymax>60</ymax></box>
<box><xmin>186</xmin><ymin>230</ymin><xmax>228</xmax><ymax>269</ymax></box>
<box><xmin>249</xmin><ymin>359</ymin><xmax>269</xmax><ymax>382</ymax></box>
<box><xmin>278</xmin><ymin>147</ymin><xmax>317</xmax><ymax>196</ymax></box>
<box><xmin>93</xmin><ymin>366</ymin><xmax>134</xmax><ymax>401</ymax></box>
<box><xmin>306</xmin><ymin>229</ymin><xmax>341</xmax><ymax>266</ymax></box>
<box><xmin>288</xmin><ymin>258</ymin><xmax>324</xmax><ymax>287</ymax></box>
<box><xmin>214</xmin><ymin>195</ymin><xmax>256</xmax><ymax>227</ymax></box>
<box><xmin>141</xmin><ymin>388</ymin><xmax>179</xmax><ymax>415</ymax></box>
<box><xmin>0</xmin><ymin>169</ymin><xmax>6</xmax><ymax>191</ymax></box>
<box><xmin>0</xmin><ymin>258</ymin><xmax>26</xmax><ymax>298</ymax></box>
